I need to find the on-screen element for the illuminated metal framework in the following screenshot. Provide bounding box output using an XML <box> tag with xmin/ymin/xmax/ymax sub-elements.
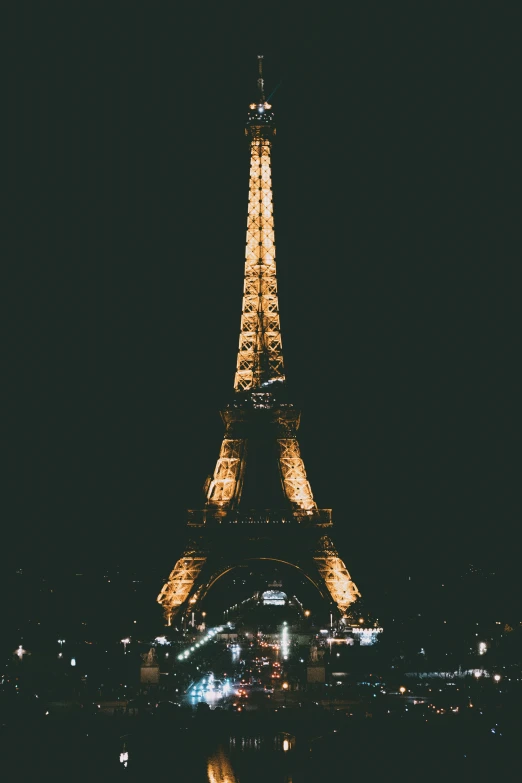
<box><xmin>234</xmin><ymin>129</ymin><xmax>284</xmax><ymax>392</ymax></box>
<box><xmin>207</xmin><ymin>439</ymin><xmax>244</xmax><ymax>507</ymax></box>
<box><xmin>277</xmin><ymin>438</ymin><xmax>315</xmax><ymax>511</ymax></box>
<box><xmin>313</xmin><ymin>536</ymin><xmax>361</xmax><ymax>615</ymax></box>
<box><xmin>157</xmin><ymin>549</ymin><xmax>206</xmax><ymax>612</ymax></box>
<box><xmin>158</xmin><ymin>56</ymin><xmax>361</xmax><ymax>626</ymax></box>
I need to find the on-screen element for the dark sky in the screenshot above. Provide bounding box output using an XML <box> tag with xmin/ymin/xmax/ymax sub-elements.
<box><xmin>6</xmin><ymin>5</ymin><xmax>519</xmax><ymax>592</ymax></box>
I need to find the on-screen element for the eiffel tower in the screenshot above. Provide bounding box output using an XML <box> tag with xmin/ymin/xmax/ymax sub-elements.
<box><xmin>158</xmin><ymin>56</ymin><xmax>361</xmax><ymax>627</ymax></box>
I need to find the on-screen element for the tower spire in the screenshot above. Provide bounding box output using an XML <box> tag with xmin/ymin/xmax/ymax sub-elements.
<box><xmin>257</xmin><ymin>54</ymin><xmax>265</xmax><ymax>102</ymax></box>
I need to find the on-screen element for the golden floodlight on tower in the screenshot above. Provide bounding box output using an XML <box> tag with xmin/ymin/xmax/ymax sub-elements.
<box><xmin>157</xmin><ymin>56</ymin><xmax>362</xmax><ymax>629</ymax></box>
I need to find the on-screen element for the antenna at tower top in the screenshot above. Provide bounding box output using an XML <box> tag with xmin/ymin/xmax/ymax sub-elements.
<box><xmin>257</xmin><ymin>54</ymin><xmax>265</xmax><ymax>102</ymax></box>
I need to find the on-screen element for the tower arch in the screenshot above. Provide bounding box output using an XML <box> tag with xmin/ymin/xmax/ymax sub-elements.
<box><xmin>190</xmin><ymin>556</ymin><xmax>329</xmax><ymax>613</ymax></box>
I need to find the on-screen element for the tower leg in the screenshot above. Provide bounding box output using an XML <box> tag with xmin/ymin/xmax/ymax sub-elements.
<box><xmin>313</xmin><ymin>535</ymin><xmax>361</xmax><ymax>618</ymax></box>
<box><xmin>157</xmin><ymin>548</ymin><xmax>207</xmax><ymax>626</ymax></box>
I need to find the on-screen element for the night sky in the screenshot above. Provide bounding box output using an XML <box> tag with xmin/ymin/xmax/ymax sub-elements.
<box><xmin>6</xmin><ymin>5</ymin><xmax>518</xmax><ymax>594</ymax></box>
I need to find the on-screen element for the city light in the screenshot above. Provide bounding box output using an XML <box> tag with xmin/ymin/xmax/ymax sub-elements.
<box><xmin>351</xmin><ymin>627</ymin><xmax>383</xmax><ymax>646</ymax></box>
<box><xmin>155</xmin><ymin>636</ymin><xmax>169</xmax><ymax>645</ymax></box>
<box><xmin>174</xmin><ymin>626</ymin><xmax>225</xmax><ymax>663</ymax></box>
<box><xmin>281</xmin><ymin>623</ymin><xmax>289</xmax><ymax>659</ymax></box>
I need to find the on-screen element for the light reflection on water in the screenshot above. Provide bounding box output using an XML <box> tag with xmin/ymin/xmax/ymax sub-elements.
<box><xmin>206</xmin><ymin>733</ymin><xmax>296</xmax><ymax>783</ymax></box>
<box><xmin>207</xmin><ymin>746</ymin><xmax>238</xmax><ymax>783</ymax></box>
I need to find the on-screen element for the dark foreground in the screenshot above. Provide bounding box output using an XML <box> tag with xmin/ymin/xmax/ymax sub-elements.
<box><xmin>2</xmin><ymin>705</ymin><xmax>519</xmax><ymax>782</ymax></box>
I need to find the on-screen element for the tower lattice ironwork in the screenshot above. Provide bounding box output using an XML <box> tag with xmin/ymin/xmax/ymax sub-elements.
<box><xmin>158</xmin><ymin>56</ymin><xmax>361</xmax><ymax>626</ymax></box>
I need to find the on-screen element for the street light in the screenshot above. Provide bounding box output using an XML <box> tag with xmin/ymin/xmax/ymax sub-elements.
<box><xmin>399</xmin><ymin>686</ymin><xmax>406</xmax><ymax>695</ymax></box>
<box><xmin>282</xmin><ymin>681</ymin><xmax>289</xmax><ymax>706</ymax></box>
<box><xmin>121</xmin><ymin>638</ymin><xmax>130</xmax><ymax>653</ymax></box>
<box><xmin>304</xmin><ymin>610</ymin><xmax>310</xmax><ymax>618</ymax></box>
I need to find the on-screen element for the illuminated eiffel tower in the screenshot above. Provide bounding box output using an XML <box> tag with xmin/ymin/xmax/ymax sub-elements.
<box><xmin>158</xmin><ymin>56</ymin><xmax>361</xmax><ymax>627</ymax></box>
